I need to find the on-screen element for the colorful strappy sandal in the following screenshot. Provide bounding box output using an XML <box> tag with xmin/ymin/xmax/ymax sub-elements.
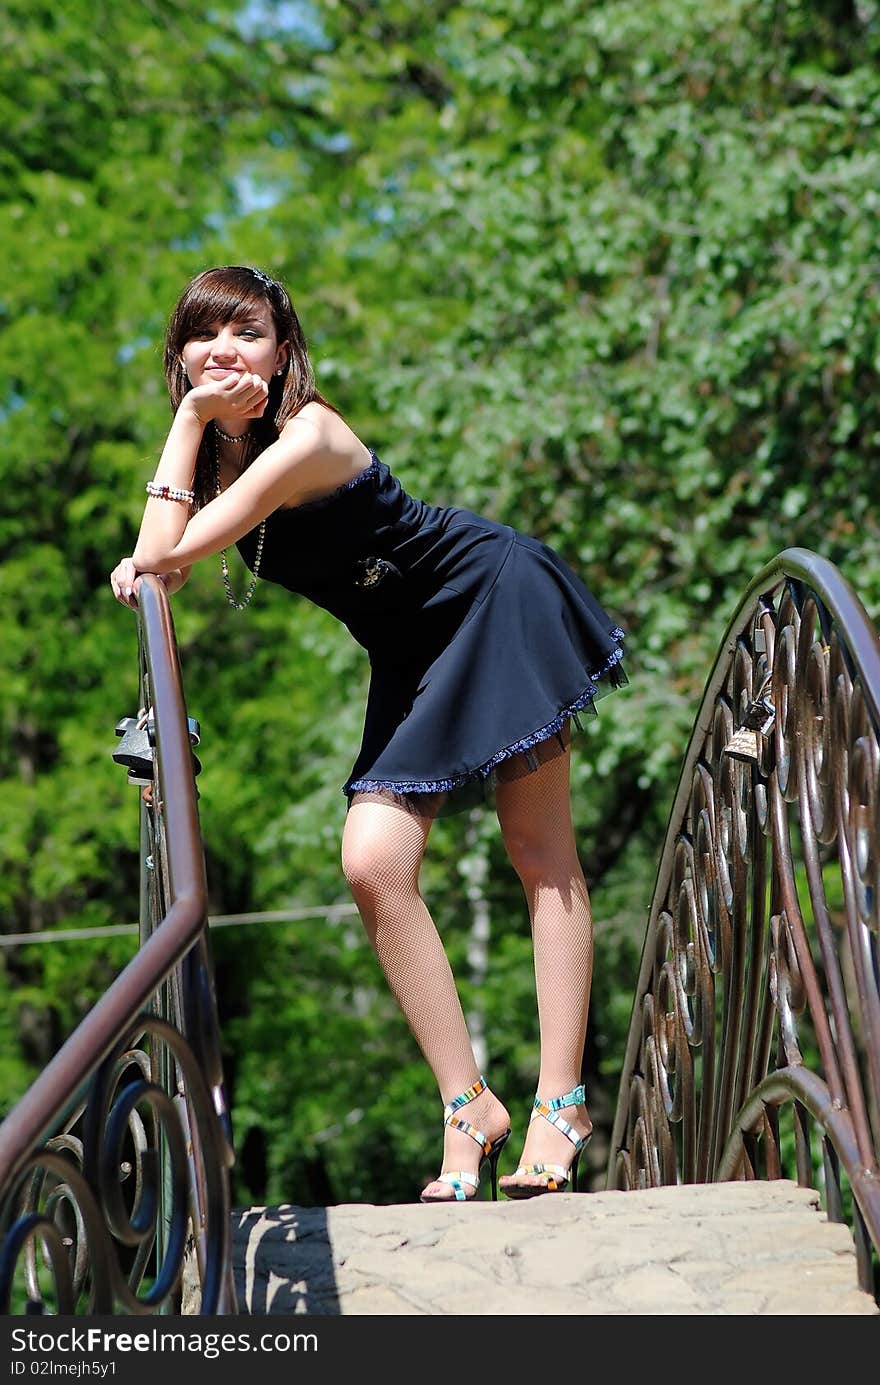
<box><xmin>419</xmin><ymin>1076</ymin><xmax>512</xmax><ymax>1203</ymax></box>
<box><xmin>501</xmin><ymin>1083</ymin><xmax>591</xmax><ymax>1198</ymax></box>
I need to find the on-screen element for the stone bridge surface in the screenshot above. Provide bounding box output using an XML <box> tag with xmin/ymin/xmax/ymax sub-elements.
<box><xmin>187</xmin><ymin>1180</ymin><xmax>879</xmax><ymax>1316</ymax></box>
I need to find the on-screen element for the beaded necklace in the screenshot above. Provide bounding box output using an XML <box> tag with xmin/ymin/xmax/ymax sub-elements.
<box><xmin>210</xmin><ymin>425</ymin><xmax>264</xmax><ymax>610</ymax></box>
<box><xmin>214</xmin><ymin>421</ymin><xmax>250</xmax><ymax>444</ymax></box>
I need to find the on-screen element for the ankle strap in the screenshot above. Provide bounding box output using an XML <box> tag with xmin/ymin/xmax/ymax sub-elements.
<box><xmin>534</xmin><ymin>1083</ymin><xmax>586</xmax><ymax>1113</ymax></box>
<box><xmin>443</xmin><ymin>1075</ymin><xmax>487</xmax><ymax>1122</ymax></box>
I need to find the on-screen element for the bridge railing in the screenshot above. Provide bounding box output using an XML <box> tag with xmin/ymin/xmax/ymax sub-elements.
<box><xmin>609</xmin><ymin>547</ymin><xmax>880</xmax><ymax>1301</ymax></box>
<box><xmin>0</xmin><ymin>576</ymin><xmax>235</xmax><ymax>1314</ymax></box>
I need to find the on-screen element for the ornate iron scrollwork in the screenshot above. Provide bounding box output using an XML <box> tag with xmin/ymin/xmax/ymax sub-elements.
<box><xmin>610</xmin><ymin>551</ymin><xmax>880</xmax><ymax>1302</ymax></box>
<box><xmin>0</xmin><ymin>1021</ymin><xmax>231</xmax><ymax>1314</ymax></box>
<box><xmin>0</xmin><ymin>577</ymin><xmax>234</xmax><ymax>1314</ymax></box>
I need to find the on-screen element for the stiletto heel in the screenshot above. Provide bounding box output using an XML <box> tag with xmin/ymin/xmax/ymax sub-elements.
<box><xmin>420</xmin><ymin>1076</ymin><xmax>512</xmax><ymax>1203</ymax></box>
<box><xmin>568</xmin><ymin>1149</ymin><xmax>581</xmax><ymax>1193</ymax></box>
<box><xmin>486</xmin><ymin>1135</ymin><xmax>509</xmax><ymax>1201</ymax></box>
<box><xmin>502</xmin><ymin>1083</ymin><xmax>591</xmax><ymax>1199</ymax></box>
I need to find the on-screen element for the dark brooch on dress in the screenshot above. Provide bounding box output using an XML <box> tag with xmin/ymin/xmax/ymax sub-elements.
<box><xmin>353</xmin><ymin>556</ymin><xmax>401</xmax><ymax>588</ymax></box>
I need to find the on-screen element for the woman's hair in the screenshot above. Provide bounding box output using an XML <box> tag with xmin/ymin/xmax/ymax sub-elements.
<box><xmin>163</xmin><ymin>265</ymin><xmax>340</xmax><ymax>507</ymax></box>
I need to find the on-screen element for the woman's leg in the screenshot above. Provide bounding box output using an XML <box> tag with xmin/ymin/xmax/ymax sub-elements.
<box><xmin>494</xmin><ymin>748</ymin><xmax>594</xmax><ymax>1191</ymax></box>
<box><xmin>342</xmin><ymin>791</ymin><xmax>509</xmax><ymax>1198</ymax></box>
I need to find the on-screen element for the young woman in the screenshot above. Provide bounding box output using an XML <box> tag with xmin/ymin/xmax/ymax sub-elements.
<box><xmin>110</xmin><ymin>265</ymin><xmax>628</xmax><ymax>1202</ymax></box>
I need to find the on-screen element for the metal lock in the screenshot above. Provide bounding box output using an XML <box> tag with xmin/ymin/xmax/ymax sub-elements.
<box><xmin>112</xmin><ymin>713</ymin><xmax>202</xmax><ymax>784</ymax></box>
<box><xmin>723</xmin><ymin>673</ymin><xmax>775</xmax><ymax>764</ymax></box>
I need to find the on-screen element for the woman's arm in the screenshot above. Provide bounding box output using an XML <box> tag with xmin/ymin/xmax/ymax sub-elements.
<box><xmin>110</xmin><ymin>558</ymin><xmax>193</xmax><ymax>608</ymax></box>
<box><xmin>131</xmin><ymin>406</ymin><xmax>204</xmax><ymax>566</ymax></box>
<box><xmin>163</xmin><ymin>565</ymin><xmax>193</xmax><ymax>595</ymax></box>
<box><xmin>132</xmin><ymin>372</ymin><xmax>269</xmax><ymax>569</ymax></box>
<box><xmin>131</xmin><ymin>417</ymin><xmax>346</xmax><ymax>575</ymax></box>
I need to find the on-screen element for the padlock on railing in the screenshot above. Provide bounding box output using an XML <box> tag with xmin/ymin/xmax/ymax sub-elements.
<box><xmin>112</xmin><ymin>712</ymin><xmax>202</xmax><ymax>785</ymax></box>
<box><xmin>112</xmin><ymin>717</ymin><xmax>154</xmax><ymax>785</ymax></box>
<box><xmin>723</xmin><ymin>672</ymin><xmax>775</xmax><ymax>764</ymax></box>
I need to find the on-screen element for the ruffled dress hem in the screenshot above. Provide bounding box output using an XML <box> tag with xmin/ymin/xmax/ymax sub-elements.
<box><xmin>344</xmin><ymin>627</ymin><xmax>627</xmax><ymax>804</ymax></box>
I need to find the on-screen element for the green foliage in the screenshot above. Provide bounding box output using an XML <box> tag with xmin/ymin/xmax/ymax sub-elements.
<box><xmin>1</xmin><ymin>0</ymin><xmax>878</xmax><ymax>1203</ymax></box>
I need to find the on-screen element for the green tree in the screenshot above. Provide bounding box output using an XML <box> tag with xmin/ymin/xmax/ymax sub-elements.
<box><xmin>2</xmin><ymin>0</ymin><xmax>878</xmax><ymax>1207</ymax></box>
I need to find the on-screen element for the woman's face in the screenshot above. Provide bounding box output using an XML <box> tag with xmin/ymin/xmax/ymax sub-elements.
<box><xmin>180</xmin><ymin>306</ymin><xmax>288</xmax><ymax>389</ymax></box>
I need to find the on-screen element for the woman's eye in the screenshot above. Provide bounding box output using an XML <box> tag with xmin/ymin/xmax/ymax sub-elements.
<box><xmin>239</xmin><ymin>329</ymin><xmax>260</xmax><ymax>339</ymax></box>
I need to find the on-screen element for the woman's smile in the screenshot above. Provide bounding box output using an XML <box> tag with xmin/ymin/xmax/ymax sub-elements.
<box><xmin>181</xmin><ymin>312</ymin><xmax>288</xmax><ymax>388</ymax></box>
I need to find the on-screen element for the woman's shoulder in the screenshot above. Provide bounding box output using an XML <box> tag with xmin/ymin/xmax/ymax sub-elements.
<box><xmin>282</xmin><ymin>402</ymin><xmax>369</xmax><ymax>458</ymax></box>
<box><xmin>275</xmin><ymin>404</ymin><xmax>373</xmax><ymax>508</ymax></box>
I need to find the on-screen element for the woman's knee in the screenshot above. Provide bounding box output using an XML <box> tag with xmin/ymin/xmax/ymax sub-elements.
<box><xmin>500</xmin><ymin>821</ymin><xmax>579</xmax><ymax>889</ymax></box>
<box><xmin>341</xmin><ymin>818</ymin><xmax>424</xmax><ymax>899</ymax></box>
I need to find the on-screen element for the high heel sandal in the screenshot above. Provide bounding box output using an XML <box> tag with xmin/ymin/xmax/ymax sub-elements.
<box><xmin>502</xmin><ymin>1082</ymin><xmax>591</xmax><ymax>1199</ymax></box>
<box><xmin>419</xmin><ymin>1076</ymin><xmax>512</xmax><ymax>1203</ymax></box>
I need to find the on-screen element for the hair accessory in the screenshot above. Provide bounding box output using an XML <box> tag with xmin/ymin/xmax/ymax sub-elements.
<box><xmin>210</xmin><ymin>432</ymin><xmax>263</xmax><ymax>609</ymax></box>
<box><xmin>146</xmin><ymin>481</ymin><xmax>195</xmax><ymax>503</ymax></box>
<box><xmin>213</xmin><ymin>421</ymin><xmax>250</xmax><ymax>444</ymax></box>
<box><xmin>249</xmin><ymin>267</ymin><xmax>275</xmax><ymax>289</ymax></box>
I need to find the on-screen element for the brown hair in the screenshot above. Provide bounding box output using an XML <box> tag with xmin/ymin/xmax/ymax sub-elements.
<box><xmin>163</xmin><ymin>265</ymin><xmax>340</xmax><ymax>507</ymax></box>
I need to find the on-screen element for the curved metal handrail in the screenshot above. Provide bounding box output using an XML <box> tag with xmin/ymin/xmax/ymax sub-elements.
<box><xmin>0</xmin><ymin>576</ymin><xmax>235</xmax><ymax>1314</ymax></box>
<box><xmin>608</xmin><ymin>547</ymin><xmax>880</xmax><ymax>1299</ymax></box>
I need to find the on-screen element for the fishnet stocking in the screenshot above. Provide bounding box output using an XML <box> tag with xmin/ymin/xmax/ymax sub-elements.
<box><xmin>495</xmin><ymin>747</ymin><xmax>595</xmax><ymax>1190</ymax></box>
<box><xmin>341</xmin><ymin>791</ymin><xmax>509</xmax><ymax>1198</ymax></box>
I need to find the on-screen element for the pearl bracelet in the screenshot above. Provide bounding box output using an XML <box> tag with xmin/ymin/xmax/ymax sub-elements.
<box><xmin>146</xmin><ymin>481</ymin><xmax>195</xmax><ymax>503</ymax></box>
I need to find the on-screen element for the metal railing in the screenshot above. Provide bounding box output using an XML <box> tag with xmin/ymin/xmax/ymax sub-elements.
<box><xmin>0</xmin><ymin>576</ymin><xmax>235</xmax><ymax>1314</ymax></box>
<box><xmin>5</xmin><ymin>549</ymin><xmax>877</xmax><ymax>1310</ymax></box>
<box><xmin>609</xmin><ymin>547</ymin><xmax>880</xmax><ymax>1301</ymax></box>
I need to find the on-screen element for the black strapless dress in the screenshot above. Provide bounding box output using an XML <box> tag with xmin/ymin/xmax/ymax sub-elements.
<box><xmin>236</xmin><ymin>450</ymin><xmax>628</xmax><ymax>817</ymax></box>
